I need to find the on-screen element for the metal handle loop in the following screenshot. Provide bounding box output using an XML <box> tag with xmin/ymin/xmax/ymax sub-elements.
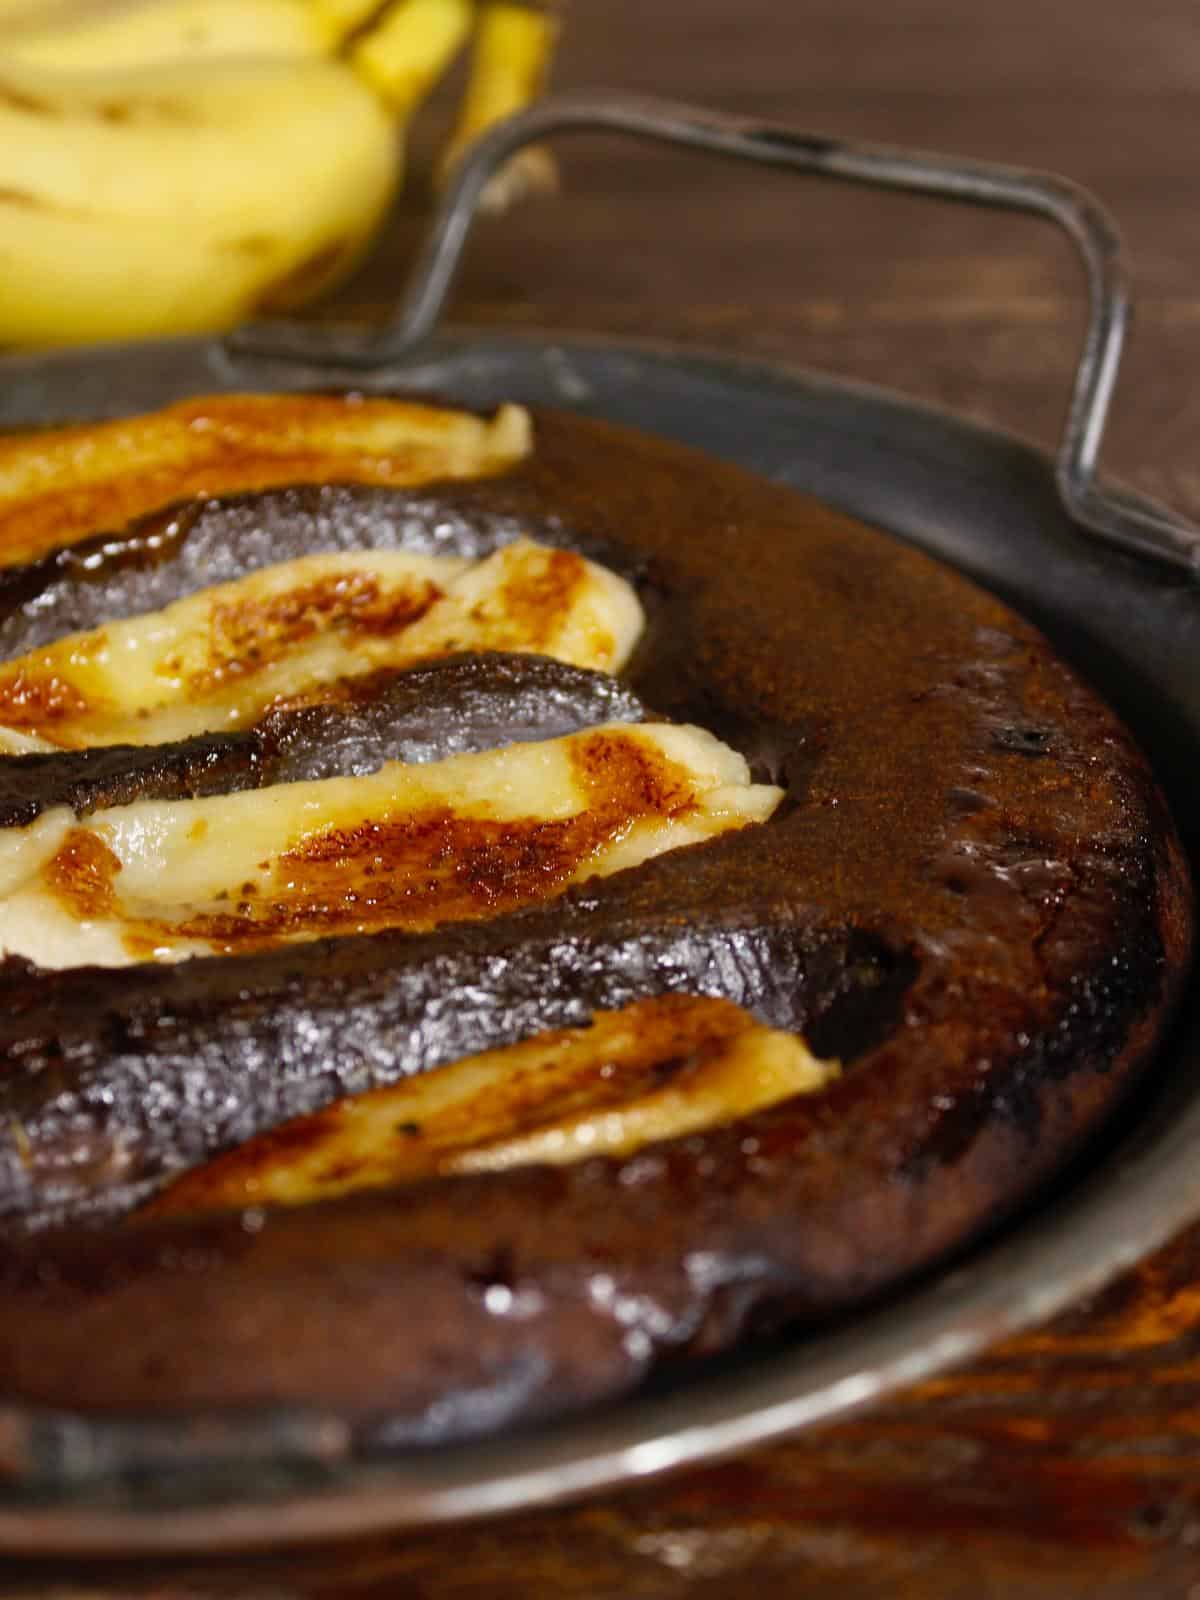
<box><xmin>227</xmin><ymin>90</ymin><xmax>1200</xmax><ymax>576</ymax></box>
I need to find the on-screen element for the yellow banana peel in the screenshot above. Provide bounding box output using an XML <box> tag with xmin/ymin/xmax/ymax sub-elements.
<box><xmin>0</xmin><ymin>0</ymin><xmax>561</xmax><ymax>344</ymax></box>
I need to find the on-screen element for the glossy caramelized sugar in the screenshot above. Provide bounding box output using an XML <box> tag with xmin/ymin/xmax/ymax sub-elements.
<box><xmin>0</xmin><ymin>724</ymin><xmax>778</xmax><ymax>967</ymax></box>
<box><xmin>0</xmin><ymin>393</ymin><xmax>531</xmax><ymax>567</ymax></box>
<box><xmin>0</xmin><ymin>392</ymin><xmax>1188</xmax><ymax>1445</ymax></box>
<box><xmin>147</xmin><ymin>995</ymin><xmax>838</xmax><ymax>1215</ymax></box>
<box><xmin>0</xmin><ymin>535</ymin><xmax>642</xmax><ymax>750</ymax></box>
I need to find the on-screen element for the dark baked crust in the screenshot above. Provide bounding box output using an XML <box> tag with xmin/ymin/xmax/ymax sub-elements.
<box><xmin>0</xmin><ymin>408</ymin><xmax>1189</xmax><ymax>1439</ymax></box>
<box><xmin>0</xmin><ymin>651</ymin><xmax>648</xmax><ymax>826</ymax></box>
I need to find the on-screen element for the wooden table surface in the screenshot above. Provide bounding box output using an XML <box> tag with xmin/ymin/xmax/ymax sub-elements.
<box><xmin>6</xmin><ymin>1</ymin><xmax>1200</xmax><ymax>1593</ymax></box>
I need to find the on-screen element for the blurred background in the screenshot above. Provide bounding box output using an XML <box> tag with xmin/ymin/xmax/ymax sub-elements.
<box><xmin>1</xmin><ymin>0</ymin><xmax>1196</xmax><ymax>526</ymax></box>
<box><xmin>349</xmin><ymin>0</ymin><xmax>1200</xmax><ymax>532</ymax></box>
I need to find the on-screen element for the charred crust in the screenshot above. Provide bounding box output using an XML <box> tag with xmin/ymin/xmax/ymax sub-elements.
<box><xmin>0</xmin><ymin>404</ymin><xmax>1187</xmax><ymax>1441</ymax></box>
<box><xmin>0</xmin><ymin>734</ymin><xmax>262</xmax><ymax>826</ymax></box>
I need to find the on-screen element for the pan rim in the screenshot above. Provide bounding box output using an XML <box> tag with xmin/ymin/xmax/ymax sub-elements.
<box><xmin>0</xmin><ymin>326</ymin><xmax>1194</xmax><ymax>1556</ymax></box>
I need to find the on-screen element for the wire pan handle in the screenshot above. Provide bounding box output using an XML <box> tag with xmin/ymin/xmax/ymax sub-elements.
<box><xmin>229</xmin><ymin>91</ymin><xmax>1200</xmax><ymax>577</ymax></box>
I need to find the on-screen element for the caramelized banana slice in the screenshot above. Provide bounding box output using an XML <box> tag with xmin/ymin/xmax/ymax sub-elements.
<box><xmin>0</xmin><ymin>394</ymin><xmax>531</xmax><ymax>569</ymax></box>
<box><xmin>0</xmin><ymin>538</ymin><xmax>643</xmax><ymax>750</ymax></box>
<box><xmin>0</xmin><ymin>723</ymin><xmax>782</xmax><ymax>968</ymax></box>
<box><xmin>146</xmin><ymin>995</ymin><xmax>838</xmax><ymax>1216</ymax></box>
<box><xmin>0</xmin><ymin>655</ymin><xmax>651</xmax><ymax>827</ymax></box>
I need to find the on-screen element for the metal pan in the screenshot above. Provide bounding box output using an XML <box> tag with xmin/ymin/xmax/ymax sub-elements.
<box><xmin>0</xmin><ymin>94</ymin><xmax>1197</xmax><ymax>1554</ymax></box>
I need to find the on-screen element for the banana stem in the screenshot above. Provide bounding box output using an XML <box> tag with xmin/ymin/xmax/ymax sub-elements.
<box><xmin>450</xmin><ymin>2</ymin><xmax>558</xmax><ymax>149</ymax></box>
<box><xmin>349</xmin><ymin>0</ymin><xmax>474</xmax><ymax>116</ymax></box>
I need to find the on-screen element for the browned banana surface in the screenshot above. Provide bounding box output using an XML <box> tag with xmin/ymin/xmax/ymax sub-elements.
<box><xmin>0</xmin><ymin>394</ymin><xmax>531</xmax><ymax>571</ymax></box>
<box><xmin>145</xmin><ymin>995</ymin><xmax>838</xmax><ymax>1216</ymax></box>
<box><xmin>0</xmin><ymin>652</ymin><xmax>648</xmax><ymax>825</ymax></box>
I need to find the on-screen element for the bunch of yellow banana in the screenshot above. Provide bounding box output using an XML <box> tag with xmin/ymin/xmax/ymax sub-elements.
<box><xmin>0</xmin><ymin>0</ymin><xmax>558</xmax><ymax>345</ymax></box>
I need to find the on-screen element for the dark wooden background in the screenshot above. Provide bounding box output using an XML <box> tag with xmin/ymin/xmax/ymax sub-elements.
<box><xmin>6</xmin><ymin>0</ymin><xmax>1200</xmax><ymax>1592</ymax></box>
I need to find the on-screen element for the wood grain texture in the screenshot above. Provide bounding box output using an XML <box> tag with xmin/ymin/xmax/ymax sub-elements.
<box><xmin>4</xmin><ymin>0</ymin><xmax>1200</xmax><ymax>1592</ymax></box>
